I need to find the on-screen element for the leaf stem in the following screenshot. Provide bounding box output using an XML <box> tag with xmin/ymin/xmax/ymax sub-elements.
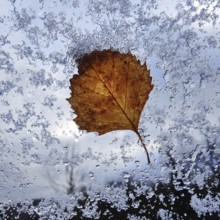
<box><xmin>135</xmin><ymin>130</ymin><xmax>151</xmax><ymax>164</ymax></box>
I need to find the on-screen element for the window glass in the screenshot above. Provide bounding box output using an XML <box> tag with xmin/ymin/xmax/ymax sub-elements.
<box><xmin>0</xmin><ymin>0</ymin><xmax>219</xmax><ymax>219</ymax></box>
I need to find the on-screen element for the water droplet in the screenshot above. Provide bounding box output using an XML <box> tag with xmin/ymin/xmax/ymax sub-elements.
<box><xmin>135</xmin><ymin>160</ymin><xmax>140</xmax><ymax>168</ymax></box>
<box><xmin>89</xmin><ymin>172</ymin><xmax>94</xmax><ymax>179</ymax></box>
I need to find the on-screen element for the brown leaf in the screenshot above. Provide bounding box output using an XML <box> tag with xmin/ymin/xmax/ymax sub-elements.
<box><xmin>67</xmin><ymin>49</ymin><xmax>153</xmax><ymax>163</ymax></box>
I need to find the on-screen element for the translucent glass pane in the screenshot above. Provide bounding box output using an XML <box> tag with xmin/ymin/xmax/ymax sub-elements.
<box><xmin>0</xmin><ymin>0</ymin><xmax>219</xmax><ymax>219</ymax></box>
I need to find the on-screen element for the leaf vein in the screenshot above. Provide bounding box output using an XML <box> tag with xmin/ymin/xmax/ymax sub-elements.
<box><xmin>74</xmin><ymin>101</ymin><xmax>123</xmax><ymax>114</ymax></box>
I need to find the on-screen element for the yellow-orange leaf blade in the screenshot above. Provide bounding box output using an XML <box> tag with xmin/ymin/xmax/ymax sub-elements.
<box><xmin>67</xmin><ymin>49</ymin><xmax>153</xmax><ymax>135</ymax></box>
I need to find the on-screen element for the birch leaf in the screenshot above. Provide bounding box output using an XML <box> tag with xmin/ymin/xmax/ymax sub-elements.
<box><xmin>67</xmin><ymin>49</ymin><xmax>153</xmax><ymax>163</ymax></box>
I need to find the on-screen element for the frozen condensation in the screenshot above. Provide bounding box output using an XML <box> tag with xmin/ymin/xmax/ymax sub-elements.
<box><xmin>0</xmin><ymin>0</ymin><xmax>219</xmax><ymax>219</ymax></box>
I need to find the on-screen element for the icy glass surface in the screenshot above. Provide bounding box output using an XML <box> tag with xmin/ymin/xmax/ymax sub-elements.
<box><xmin>0</xmin><ymin>0</ymin><xmax>219</xmax><ymax>219</ymax></box>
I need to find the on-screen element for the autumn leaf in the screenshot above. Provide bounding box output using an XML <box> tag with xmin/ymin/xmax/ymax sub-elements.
<box><xmin>67</xmin><ymin>49</ymin><xmax>153</xmax><ymax>163</ymax></box>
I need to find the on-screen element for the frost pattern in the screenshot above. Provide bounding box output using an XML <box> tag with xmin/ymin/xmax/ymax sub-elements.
<box><xmin>0</xmin><ymin>0</ymin><xmax>220</xmax><ymax>219</ymax></box>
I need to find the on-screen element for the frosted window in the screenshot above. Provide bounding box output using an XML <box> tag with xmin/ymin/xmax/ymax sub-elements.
<box><xmin>0</xmin><ymin>0</ymin><xmax>219</xmax><ymax>219</ymax></box>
